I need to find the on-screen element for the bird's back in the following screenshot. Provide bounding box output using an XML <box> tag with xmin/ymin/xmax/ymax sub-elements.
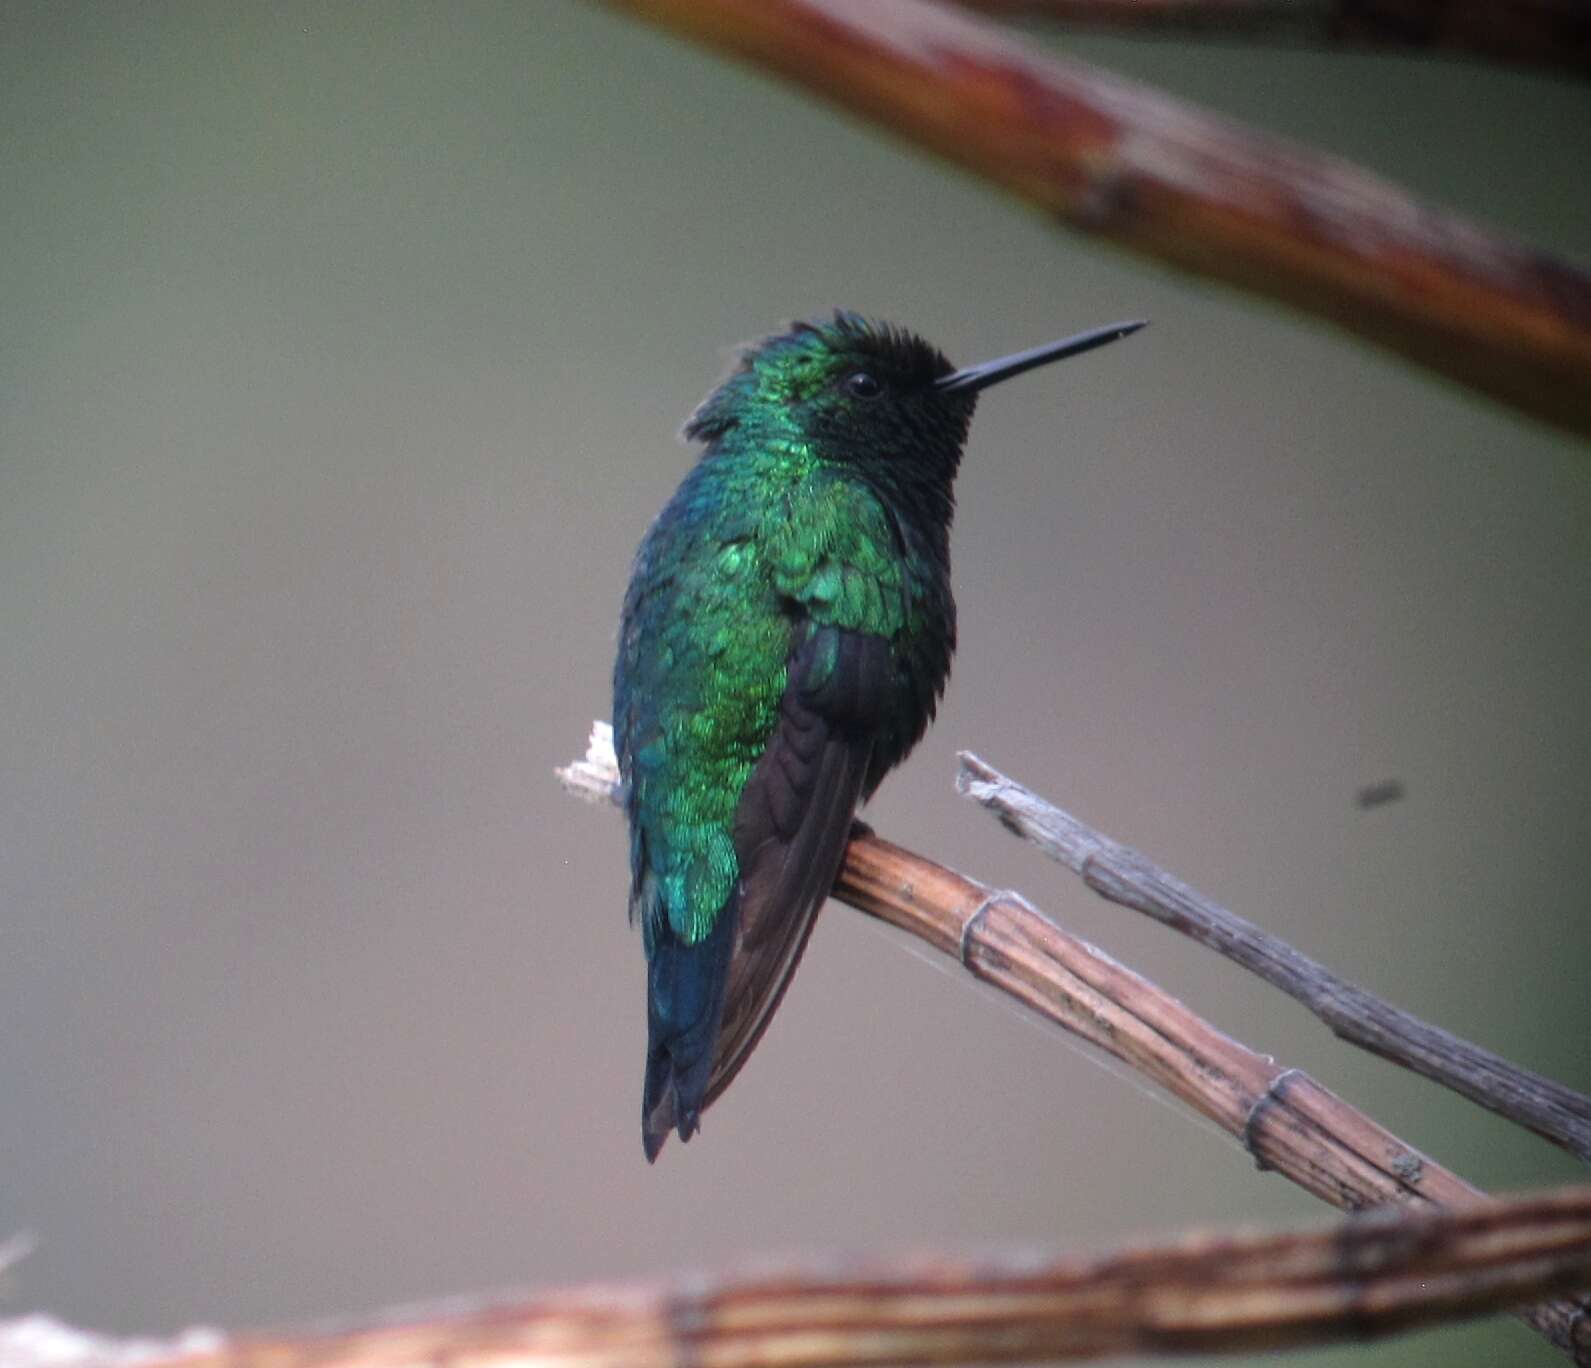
<box><xmin>614</xmin><ymin>446</ymin><xmax>949</xmax><ymax>1158</ymax></box>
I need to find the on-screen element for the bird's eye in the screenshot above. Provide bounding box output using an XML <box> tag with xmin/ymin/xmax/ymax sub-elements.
<box><xmin>846</xmin><ymin>371</ymin><xmax>882</xmax><ymax>399</ymax></box>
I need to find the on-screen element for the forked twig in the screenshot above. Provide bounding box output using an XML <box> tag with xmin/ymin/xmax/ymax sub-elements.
<box><xmin>557</xmin><ymin>722</ymin><xmax>1590</xmax><ymax>1359</ymax></box>
<box><xmin>957</xmin><ymin>751</ymin><xmax>1591</xmax><ymax>1162</ymax></box>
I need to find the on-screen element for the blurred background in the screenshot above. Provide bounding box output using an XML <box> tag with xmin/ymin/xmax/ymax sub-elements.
<box><xmin>2</xmin><ymin>4</ymin><xmax>1587</xmax><ymax>1364</ymax></box>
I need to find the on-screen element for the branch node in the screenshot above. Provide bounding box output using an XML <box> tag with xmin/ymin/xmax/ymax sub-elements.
<box><xmin>960</xmin><ymin>888</ymin><xmax>1022</xmax><ymax>967</ymax></box>
<box><xmin>1242</xmin><ymin>1068</ymin><xmax>1305</xmax><ymax>1172</ymax></box>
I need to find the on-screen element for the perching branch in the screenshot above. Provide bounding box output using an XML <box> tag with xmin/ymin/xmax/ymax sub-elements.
<box><xmin>956</xmin><ymin>751</ymin><xmax>1591</xmax><ymax>1162</ymax></box>
<box><xmin>957</xmin><ymin>0</ymin><xmax>1591</xmax><ymax>77</ymax></box>
<box><xmin>557</xmin><ymin>723</ymin><xmax>1590</xmax><ymax>1359</ymax></box>
<box><xmin>599</xmin><ymin>0</ymin><xmax>1591</xmax><ymax>437</ymax></box>
<box><xmin>23</xmin><ymin>1186</ymin><xmax>1591</xmax><ymax>1367</ymax></box>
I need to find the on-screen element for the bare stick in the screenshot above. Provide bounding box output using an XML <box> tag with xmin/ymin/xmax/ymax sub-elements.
<box><xmin>24</xmin><ymin>1186</ymin><xmax>1591</xmax><ymax>1367</ymax></box>
<box><xmin>598</xmin><ymin>0</ymin><xmax>1591</xmax><ymax>437</ymax></box>
<box><xmin>958</xmin><ymin>0</ymin><xmax>1591</xmax><ymax>77</ymax></box>
<box><xmin>956</xmin><ymin>751</ymin><xmax>1591</xmax><ymax>1163</ymax></box>
<box><xmin>557</xmin><ymin>723</ymin><xmax>1589</xmax><ymax>1357</ymax></box>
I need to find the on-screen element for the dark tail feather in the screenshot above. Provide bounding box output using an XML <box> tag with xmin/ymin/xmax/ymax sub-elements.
<box><xmin>641</xmin><ymin>898</ymin><xmax>738</xmax><ymax>1162</ymax></box>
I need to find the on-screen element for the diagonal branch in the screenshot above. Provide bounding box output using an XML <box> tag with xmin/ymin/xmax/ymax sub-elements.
<box><xmin>557</xmin><ymin>722</ymin><xmax>1590</xmax><ymax>1359</ymax></box>
<box><xmin>957</xmin><ymin>0</ymin><xmax>1591</xmax><ymax>78</ymax></box>
<box><xmin>956</xmin><ymin>751</ymin><xmax>1591</xmax><ymax>1162</ymax></box>
<box><xmin>599</xmin><ymin>0</ymin><xmax>1591</xmax><ymax>437</ymax></box>
<box><xmin>33</xmin><ymin>1185</ymin><xmax>1591</xmax><ymax>1366</ymax></box>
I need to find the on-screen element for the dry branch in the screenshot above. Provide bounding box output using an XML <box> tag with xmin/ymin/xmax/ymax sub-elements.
<box><xmin>956</xmin><ymin>751</ymin><xmax>1591</xmax><ymax>1162</ymax></box>
<box><xmin>599</xmin><ymin>0</ymin><xmax>1591</xmax><ymax>436</ymax></box>
<box><xmin>958</xmin><ymin>0</ymin><xmax>1591</xmax><ymax>76</ymax></box>
<box><xmin>21</xmin><ymin>1187</ymin><xmax>1591</xmax><ymax>1367</ymax></box>
<box><xmin>557</xmin><ymin>723</ymin><xmax>1591</xmax><ymax>1359</ymax></box>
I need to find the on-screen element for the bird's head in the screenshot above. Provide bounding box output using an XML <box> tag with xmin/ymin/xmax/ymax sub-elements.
<box><xmin>683</xmin><ymin>311</ymin><xmax>1144</xmax><ymax>501</ymax></box>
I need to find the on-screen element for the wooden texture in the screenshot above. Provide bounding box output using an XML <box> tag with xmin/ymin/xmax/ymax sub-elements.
<box><xmin>957</xmin><ymin>751</ymin><xmax>1591</xmax><ymax>1161</ymax></box>
<box><xmin>960</xmin><ymin>0</ymin><xmax>1591</xmax><ymax>75</ymax></box>
<box><xmin>29</xmin><ymin>1186</ymin><xmax>1591</xmax><ymax>1366</ymax></box>
<box><xmin>601</xmin><ymin>0</ymin><xmax>1591</xmax><ymax>436</ymax></box>
<box><xmin>557</xmin><ymin>723</ymin><xmax>1591</xmax><ymax>1358</ymax></box>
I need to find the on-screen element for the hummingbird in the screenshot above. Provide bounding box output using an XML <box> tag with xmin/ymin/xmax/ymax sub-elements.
<box><xmin>614</xmin><ymin>311</ymin><xmax>1143</xmax><ymax>1160</ymax></box>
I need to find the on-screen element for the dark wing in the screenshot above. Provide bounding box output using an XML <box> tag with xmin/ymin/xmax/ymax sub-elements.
<box><xmin>705</xmin><ymin>625</ymin><xmax>894</xmax><ymax>1114</ymax></box>
<box><xmin>640</xmin><ymin>627</ymin><xmax>892</xmax><ymax>1160</ymax></box>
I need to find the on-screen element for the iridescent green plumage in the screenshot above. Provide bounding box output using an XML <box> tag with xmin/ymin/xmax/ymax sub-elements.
<box><xmin>614</xmin><ymin>311</ymin><xmax>1142</xmax><ymax>1160</ymax></box>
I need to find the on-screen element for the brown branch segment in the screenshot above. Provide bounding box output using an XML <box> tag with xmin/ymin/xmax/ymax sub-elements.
<box><xmin>601</xmin><ymin>0</ymin><xmax>1591</xmax><ymax>436</ymax></box>
<box><xmin>958</xmin><ymin>0</ymin><xmax>1591</xmax><ymax>77</ymax></box>
<box><xmin>956</xmin><ymin>751</ymin><xmax>1591</xmax><ymax>1162</ymax></box>
<box><xmin>61</xmin><ymin>1188</ymin><xmax>1591</xmax><ymax>1366</ymax></box>
<box><xmin>556</xmin><ymin>724</ymin><xmax>1590</xmax><ymax>1358</ymax></box>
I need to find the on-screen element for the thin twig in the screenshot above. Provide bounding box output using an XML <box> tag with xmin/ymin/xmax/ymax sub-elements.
<box><xmin>26</xmin><ymin>1187</ymin><xmax>1591</xmax><ymax>1366</ymax></box>
<box><xmin>955</xmin><ymin>751</ymin><xmax>1591</xmax><ymax>1163</ymax></box>
<box><xmin>598</xmin><ymin>0</ymin><xmax>1591</xmax><ymax>437</ymax></box>
<box><xmin>556</xmin><ymin>723</ymin><xmax>1591</xmax><ymax>1359</ymax></box>
<box><xmin>957</xmin><ymin>0</ymin><xmax>1591</xmax><ymax>77</ymax></box>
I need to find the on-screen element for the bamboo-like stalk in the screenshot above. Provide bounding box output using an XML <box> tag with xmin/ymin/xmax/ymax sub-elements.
<box><xmin>20</xmin><ymin>1186</ymin><xmax>1590</xmax><ymax>1366</ymax></box>
<box><xmin>598</xmin><ymin>0</ymin><xmax>1591</xmax><ymax>437</ymax></box>
<box><xmin>959</xmin><ymin>0</ymin><xmax>1591</xmax><ymax>76</ymax></box>
<box><xmin>557</xmin><ymin>723</ymin><xmax>1590</xmax><ymax>1358</ymax></box>
<box><xmin>956</xmin><ymin>751</ymin><xmax>1591</xmax><ymax>1161</ymax></box>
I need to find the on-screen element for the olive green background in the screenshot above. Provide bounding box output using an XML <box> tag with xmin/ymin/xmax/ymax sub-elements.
<box><xmin>1</xmin><ymin>5</ymin><xmax>1587</xmax><ymax>1365</ymax></box>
